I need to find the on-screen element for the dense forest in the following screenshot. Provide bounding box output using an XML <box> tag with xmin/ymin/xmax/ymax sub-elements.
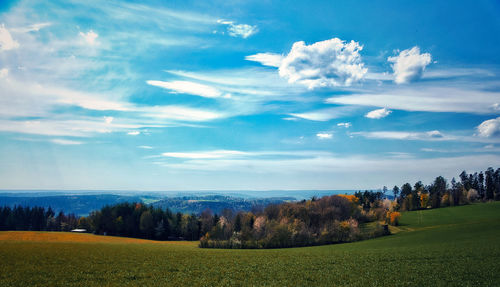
<box><xmin>199</xmin><ymin>193</ymin><xmax>389</xmax><ymax>249</ymax></box>
<box><xmin>0</xmin><ymin>203</ymin><xmax>202</xmax><ymax>240</ymax></box>
<box><xmin>0</xmin><ymin>167</ymin><xmax>499</xmax><ymax>248</ymax></box>
<box><xmin>389</xmin><ymin>167</ymin><xmax>500</xmax><ymax>211</ymax></box>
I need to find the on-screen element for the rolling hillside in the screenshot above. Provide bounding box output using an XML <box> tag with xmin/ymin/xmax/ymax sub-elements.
<box><xmin>0</xmin><ymin>202</ymin><xmax>499</xmax><ymax>286</ymax></box>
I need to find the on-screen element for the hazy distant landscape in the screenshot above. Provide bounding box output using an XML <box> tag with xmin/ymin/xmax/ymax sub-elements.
<box><xmin>0</xmin><ymin>190</ymin><xmax>351</xmax><ymax>215</ymax></box>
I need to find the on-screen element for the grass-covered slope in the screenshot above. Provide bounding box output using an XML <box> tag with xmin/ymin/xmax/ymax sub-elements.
<box><xmin>1</xmin><ymin>202</ymin><xmax>499</xmax><ymax>286</ymax></box>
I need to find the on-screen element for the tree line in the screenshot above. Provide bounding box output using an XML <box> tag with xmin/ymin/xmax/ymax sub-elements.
<box><xmin>389</xmin><ymin>167</ymin><xmax>500</xmax><ymax>212</ymax></box>
<box><xmin>199</xmin><ymin>194</ymin><xmax>389</xmax><ymax>249</ymax></box>
<box><xmin>0</xmin><ymin>203</ymin><xmax>203</xmax><ymax>240</ymax></box>
<box><xmin>0</xmin><ymin>206</ymin><xmax>79</xmax><ymax>232</ymax></box>
<box><xmin>0</xmin><ymin>167</ymin><xmax>498</xmax><ymax>248</ymax></box>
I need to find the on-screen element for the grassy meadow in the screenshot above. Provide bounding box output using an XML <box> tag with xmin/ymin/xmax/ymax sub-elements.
<box><xmin>1</xmin><ymin>202</ymin><xmax>499</xmax><ymax>286</ymax></box>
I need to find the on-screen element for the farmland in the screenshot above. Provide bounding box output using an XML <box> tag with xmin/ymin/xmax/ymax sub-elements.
<box><xmin>1</xmin><ymin>202</ymin><xmax>499</xmax><ymax>286</ymax></box>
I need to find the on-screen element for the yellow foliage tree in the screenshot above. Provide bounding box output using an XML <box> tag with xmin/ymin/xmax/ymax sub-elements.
<box><xmin>386</xmin><ymin>211</ymin><xmax>401</xmax><ymax>226</ymax></box>
<box><xmin>420</xmin><ymin>193</ymin><xmax>429</xmax><ymax>208</ymax></box>
<box><xmin>338</xmin><ymin>194</ymin><xmax>359</xmax><ymax>204</ymax></box>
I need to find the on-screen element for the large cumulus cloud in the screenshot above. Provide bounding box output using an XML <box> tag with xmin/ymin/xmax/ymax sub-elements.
<box><xmin>247</xmin><ymin>38</ymin><xmax>367</xmax><ymax>89</ymax></box>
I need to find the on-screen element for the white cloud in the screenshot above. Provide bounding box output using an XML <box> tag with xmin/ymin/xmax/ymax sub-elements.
<box><xmin>104</xmin><ymin>116</ymin><xmax>114</xmax><ymax>124</ymax></box>
<box><xmin>477</xmin><ymin>117</ymin><xmax>500</xmax><ymax>137</ymax></box>
<box><xmin>388</xmin><ymin>46</ymin><xmax>431</xmax><ymax>84</ymax></box>
<box><xmin>138</xmin><ymin>145</ymin><xmax>153</xmax><ymax>149</ymax></box>
<box><xmin>147</xmin><ymin>80</ymin><xmax>223</xmax><ymax>98</ymax></box>
<box><xmin>152</xmin><ymin>151</ymin><xmax>500</xmax><ymax>190</ymax></box>
<box><xmin>164</xmin><ymin>68</ymin><xmax>308</xmax><ymax>105</ymax></box>
<box><xmin>355</xmin><ymin>131</ymin><xmax>422</xmax><ymax>140</ymax></box>
<box><xmin>365</xmin><ymin>108</ymin><xmax>391</xmax><ymax>119</ymax></box>
<box><xmin>265</xmin><ymin>38</ymin><xmax>368</xmax><ymax>89</ymax></box>
<box><xmin>337</xmin><ymin>122</ymin><xmax>351</xmax><ymax>128</ymax></box>
<box><xmin>79</xmin><ymin>30</ymin><xmax>99</xmax><ymax>45</ymax></box>
<box><xmin>316</xmin><ymin>133</ymin><xmax>333</xmax><ymax>139</ymax></box>
<box><xmin>421</xmin><ymin>146</ymin><xmax>500</xmax><ymax>153</ymax></box>
<box><xmin>51</xmin><ymin>139</ymin><xmax>83</xmax><ymax>145</ymax></box>
<box><xmin>245</xmin><ymin>53</ymin><xmax>283</xmax><ymax>67</ymax></box>
<box><xmin>289</xmin><ymin>107</ymin><xmax>355</xmax><ymax>122</ymax></box>
<box><xmin>143</xmin><ymin>105</ymin><xmax>222</xmax><ymax>122</ymax></box>
<box><xmin>354</xmin><ymin>130</ymin><xmax>500</xmax><ymax>144</ymax></box>
<box><xmin>217</xmin><ymin>20</ymin><xmax>257</xmax><ymax>38</ymax></box>
<box><xmin>0</xmin><ymin>76</ymin><xmax>224</xmax><ymax>126</ymax></box>
<box><xmin>0</xmin><ymin>2</ymin><xmax>233</xmax><ymax>141</ymax></box>
<box><xmin>0</xmin><ymin>117</ymin><xmax>164</xmax><ymax>137</ymax></box>
<box><xmin>12</xmin><ymin>22</ymin><xmax>51</xmax><ymax>33</ymax></box>
<box><xmin>352</xmin><ymin>130</ymin><xmax>451</xmax><ymax>141</ymax></box>
<box><xmin>327</xmin><ymin>85</ymin><xmax>500</xmax><ymax>114</ymax></box>
<box><xmin>422</xmin><ymin>67</ymin><xmax>495</xmax><ymax>80</ymax></box>
<box><xmin>228</xmin><ymin>23</ymin><xmax>257</xmax><ymax>38</ymax></box>
<box><xmin>127</xmin><ymin>131</ymin><xmax>140</xmax><ymax>136</ymax></box>
<box><xmin>162</xmin><ymin>150</ymin><xmax>248</xmax><ymax>159</ymax></box>
<box><xmin>0</xmin><ymin>24</ymin><xmax>19</xmax><ymax>51</ymax></box>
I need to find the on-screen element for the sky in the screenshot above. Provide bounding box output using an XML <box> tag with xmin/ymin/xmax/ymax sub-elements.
<box><xmin>0</xmin><ymin>0</ymin><xmax>499</xmax><ymax>192</ymax></box>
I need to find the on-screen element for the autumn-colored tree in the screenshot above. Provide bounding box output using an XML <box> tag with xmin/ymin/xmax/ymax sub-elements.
<box><xmin>386</xmin><ymin>211</ymin><xmax>401</xmax><ymax>226</ymax></box>
<box><xmin>338</xmin><ymin>194</ymin><xmax>359</xmax><ymax>204</ymax></box>
<box><xmin>420</xmin><ymin>193</ymin><xmax>429</xmax><ymax>209</ymax></box>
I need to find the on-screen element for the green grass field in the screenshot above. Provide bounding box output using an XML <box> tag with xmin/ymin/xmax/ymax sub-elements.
<box><xmin>1</xmin><ymin>202</ymin><xmax>499</xmax><ymax>286</ymax></box>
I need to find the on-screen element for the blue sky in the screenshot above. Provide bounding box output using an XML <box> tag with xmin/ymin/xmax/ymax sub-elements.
<box><xmin>0</xmin><ymin>0</ymin><xmax>499</xmax><ymax>191</ymax></box>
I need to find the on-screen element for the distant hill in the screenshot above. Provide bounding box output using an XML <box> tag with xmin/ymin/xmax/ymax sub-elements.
<box><xmin>152</xmin><ymin>195</ymin><xmax>295</xmax><ymax>214</ymax></box>
<box><xmin>0</xmin><ymin>193</ymin><xmax>296</xmax><ymax>216</ymax></box>
<box><xmin>0</xmin><ymin>194</ymin><xmax>148</xmax><ymax>216</ymax></box>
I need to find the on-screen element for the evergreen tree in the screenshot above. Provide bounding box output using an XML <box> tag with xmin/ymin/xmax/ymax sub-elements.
<box><xmin>392</xmin><ymin>186</ymin><xmax>400</xmax><ymax>200</ymax></box>
<box><xmin>139</xmin><ymin>210</ymin><xmax>155</xmax><ymax>239</ymax></box>
<box><xmin>485</xmin><ymin>167</ymin><xmax>495</xmax><ymax>200</ymax></box>
<box><xmin>234</xmin><ymin>213</ymin><xmax>242</xmax><ymax>232</ymax></box>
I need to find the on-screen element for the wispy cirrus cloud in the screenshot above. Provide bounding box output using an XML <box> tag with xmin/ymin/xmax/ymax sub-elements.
<box><xmin>326</xmin><ymin>85</ymin><xmax>500</xmax><ymax>114</ymax></box>
<box><xmin>0</xmin><ymin>117</ymin><xmax>150</xmax><ymax>137</ymax></box>
<box><xmin>152</xmin><ymin>149</ymin><xmax>500</xmax><ymax>190</ymax></box>
<box><xmin>11</xmin><ymin>22</ymin><xmax>51</xmax><ymax>33</ymax></box>
<box><xmin>352</xmin><ymin>130</ymin><xmax>446</xmax><ymax>141</ymax></box>
<box><xmin>289</xmin><ymin>107</ymin><xmax>357</xmax><ymax>121</ymax></box>
<box><xmin>352</xmin><ymin>129</ymin><xmax>500</xmax><ymax>144</ymax></box>
<box><xmin>162</xmin><ymin>150</ymin><xmax>248</xmax><ymax>159</ymax></box>
<box><xmin>138</xmin><ymin>145</ymin><xmax>153</xmax><ymax>149</ymax></box>
<box><xmin>245</xmin><ymin>53</ymin><xmax>282</xmax><ymax>67</ymax></box>
<box><xmin>51</xmin><ymin>138</ymin><xmax>83</xmax><ymax>145</ymax></box>
<box><xmin>147</xmin><ymin>80</ymin><xmax>226</xmax><ymax>98</ymax></box>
